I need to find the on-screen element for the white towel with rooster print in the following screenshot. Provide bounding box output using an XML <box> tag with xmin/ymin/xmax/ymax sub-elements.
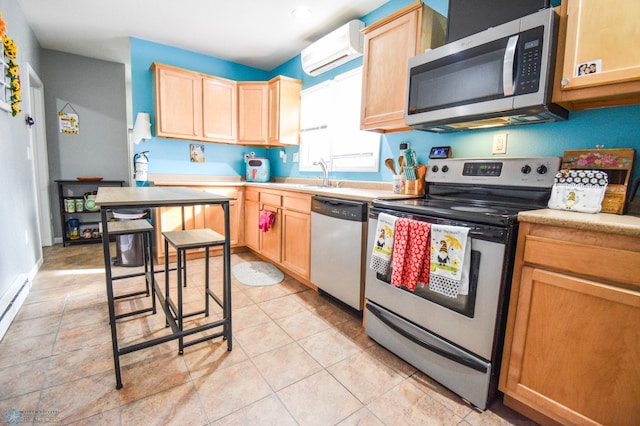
<box><xmin>369</xmin><ymin>213</ymin><xmax>398</xmax><ymax>275</ymax></box>
<box><xmin>429</xmin><ymin>224</ymin><xmax>470</xmax><ymax>298</ymax></box>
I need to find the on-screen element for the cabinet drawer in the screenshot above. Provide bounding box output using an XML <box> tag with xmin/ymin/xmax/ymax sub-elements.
<box><xmin>260</xmin><ymin>192</ymin><xmax>282</xmax><ymax>206</ymax></box>
<box><xmin>523</xmin><ymin>235</ymin><xmax>640</xmax><ymax>287</ymax></box>
<box><xmin>283</xmin><ymin>195</ymin><xmax>311</xmax><ymax>212</ymax></box>
<box><xmin>245</xmin><ymin>189</ymin><xmax>259</xmax><ymax>202</ymax></box>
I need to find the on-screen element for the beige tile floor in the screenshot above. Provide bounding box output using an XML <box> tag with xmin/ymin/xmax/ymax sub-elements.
<box><xmin>0</xmin><ymin>244</ymin><xmax>538</xmax><ymax>425</ymax></box>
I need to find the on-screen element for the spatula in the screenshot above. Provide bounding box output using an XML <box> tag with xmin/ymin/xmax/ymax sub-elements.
<box><xmin>384</xmin><ymin>158</ymin><xmax>397</xmax><ymax>175</ymax></box>
<box><xmin>398</xmin><ymin>156</ymin><xmax>405</xmax><ymax>175</ymax></box>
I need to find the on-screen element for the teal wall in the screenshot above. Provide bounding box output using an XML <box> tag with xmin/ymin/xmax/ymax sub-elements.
<box><xmin>131</xmin><ymin>0</ymin><xmax>640</xmax><ymax>184</ymax></box>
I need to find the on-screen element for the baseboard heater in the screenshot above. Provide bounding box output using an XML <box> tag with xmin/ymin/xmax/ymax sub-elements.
<box><xmin>0</xmin><ymin>276</ymin><xmax>30</xmax><ymax>340</ymax></box>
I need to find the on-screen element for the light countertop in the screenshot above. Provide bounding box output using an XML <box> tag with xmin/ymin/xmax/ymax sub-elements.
<box><xmin>95</xmin><ymin>186</ymin><xmax>234</xmax><ymax>207</ymax></box>
<box><xmin>518</xmin><ymin>208</ymin><xmax>640</xmax><ymax>237</ymax></box>
<box><xmin>147</xmin><ymin>174</ymin><xmax>417</xmax><ymax>202</ymax></box>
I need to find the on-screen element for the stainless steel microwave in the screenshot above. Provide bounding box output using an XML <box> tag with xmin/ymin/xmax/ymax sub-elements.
<box><xmin>405</xmin><ymin>8</ymin><xmax>568</xmax><ymax>133</ymax></box>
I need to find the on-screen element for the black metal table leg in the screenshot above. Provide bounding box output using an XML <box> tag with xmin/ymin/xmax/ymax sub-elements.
<box><xmin>101</xmin><ymin>207</ymin><xmax>123</xmax><ymax>389</ymax></box>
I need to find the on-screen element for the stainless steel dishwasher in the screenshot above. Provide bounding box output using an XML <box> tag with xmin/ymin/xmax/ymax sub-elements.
<box><xmin>310</xmin><ymin>196</ymin><xmax>368</xmax><ymax>311</ymax></box>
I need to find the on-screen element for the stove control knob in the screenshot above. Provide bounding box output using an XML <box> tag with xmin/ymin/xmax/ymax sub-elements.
<box><xmin>537</xmin><ymin>165</ymin><xmax>548</xmax><ymax>174</ymax></box>
<box><xmin>431</xmin><ymin>165</ymin><xmax>439</xmax><ymax>173</ymax></box>
<box><xmin>441</xmin><ymin>165</ymin><xmax>449</xmax><ymax>173</ymax></box>
<box><xmin>521</xmin><ymin>165</ymin><xmax>532</xmax><ymax>174</ymax></box>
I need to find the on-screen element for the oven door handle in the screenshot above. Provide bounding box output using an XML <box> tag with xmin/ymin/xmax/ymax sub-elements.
<box><xmin>367</xmin><ymin>303</ymin><xmax>488</xmax><ymax>373</ymax></box>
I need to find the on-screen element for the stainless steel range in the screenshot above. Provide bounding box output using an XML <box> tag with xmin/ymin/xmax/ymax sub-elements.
<box><xmin>365</xmin><ymin>156</ymin><xmax>561</xmax><ymax>410</ymax></box>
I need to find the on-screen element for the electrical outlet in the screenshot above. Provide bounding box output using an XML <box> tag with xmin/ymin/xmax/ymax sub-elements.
<box><xmin>493</xmin><ymin>133</ymin><xmax>508</xmax><ymax>154</ymax></box>
<box><xmin>293</xmin><ymin>152</ymin><xmax>299</xmax><ymax>163</ymax></box>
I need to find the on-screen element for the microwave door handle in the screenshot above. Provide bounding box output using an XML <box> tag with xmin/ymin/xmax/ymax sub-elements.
<box><xmin>503</xmin><ymin>35</ymin><xmax>519</xmax><ymax>96</ymax></box>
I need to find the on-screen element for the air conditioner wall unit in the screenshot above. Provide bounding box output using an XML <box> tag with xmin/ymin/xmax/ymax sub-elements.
<box><xmin>301</xmin><ymin>20</ymin><xmax>364</xmax><ymax>77</ymax></box>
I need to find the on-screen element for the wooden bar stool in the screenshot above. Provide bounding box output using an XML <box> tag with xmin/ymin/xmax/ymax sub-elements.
<box><xmin>162</xmin><ymin>228</ymin><xmax>227</xmax><ymax>354</ymax></box>
<box><xmin>106</xmin><ymin>219</ymin><xmax>156</xmax><ymax>319</ymax></box>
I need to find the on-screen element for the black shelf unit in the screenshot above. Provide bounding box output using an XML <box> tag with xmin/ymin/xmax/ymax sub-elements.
<box><xmin>56</xmin><ymin>179</ymin><xmax>125</xmax><ymax>247</ymax></box>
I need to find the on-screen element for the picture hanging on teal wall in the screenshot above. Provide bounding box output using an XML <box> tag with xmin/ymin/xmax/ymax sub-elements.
<box><xmin>190</xmin><ymin>144</ymin><xmax>205</xmax><ymax>163</ymax></box>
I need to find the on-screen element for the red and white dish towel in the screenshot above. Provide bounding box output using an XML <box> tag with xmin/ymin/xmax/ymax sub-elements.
<box><xmin>369</xmin><ymin>213</ymin><xmax>398</xmax><ymax>275</ymax></box>
<box><xmin>390</xmin><ymin>218</ymin><xmax>431</xmax><ymax>291</ymax></box>
<box><xmin>429</xmin><ymin>224</ymin><xmax>470</xmax><ymax>298</ymax></box>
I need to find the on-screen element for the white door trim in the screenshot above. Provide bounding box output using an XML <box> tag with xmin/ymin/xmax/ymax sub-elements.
<box><xmin>26</xmin><ymin>63</ymin><xmax>53</xmax><ymax>247</ymax></box>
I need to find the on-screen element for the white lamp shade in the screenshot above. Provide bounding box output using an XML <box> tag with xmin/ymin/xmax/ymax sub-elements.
<box><xmin>132</xmin><ymin>112</ymin><xmax>151</xmax><ymax>144</ymax></box>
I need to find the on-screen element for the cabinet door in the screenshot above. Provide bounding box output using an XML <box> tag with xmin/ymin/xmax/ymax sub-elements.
<box><xmin>155</xmin><ymin>205</ymin><xmax>198</xmax><ymax>260</ymax></box>
<box><xmin>267</xmin><ymin>78</ymin><xmax>281</xmax><ymax>145</ymax></box>
<box><xmin>201</xmin><ymin>188</ymin><xmax>239</xmax><ymax>246</ymax></box>
<box><xmin>267</xmin><ymin>76</ymin><xmax>302</xmax><ymax>146</ymax></box>
<box><xmin>360</xmin><ymin>2</ymin><xmax>445</xmax><ymax>132</ymax></box>
<box><xmin>259</xmin><ymin>205</ymin><xmax>281</xmax><ymax>263</ymax></box>
<box><xmin>503</xmin><ymin>266</ymin><xmax>640</xmax><ymax>425</ymax></box>
<box><xmin>553</xmin><ymin>0</ymin><xmax>640</xmax><ymax>108</ymax></box>
<box><xmin>281</xmin><ymin>209</ymin><xmax>310</xmax><ymax>279</ymax></box>
<box><xmin>202</xmin><ymin>76</ymin><xmax>237</xmax><ymax>143</ymax></box>
<box><xmin>238</xmin><ymin>82</ymin><xmax>268</xmax><ymax>144</ymax></box>
<box><xmin>244</xmin><ymin>198</ymin><xmax>260</xmax><ymax>251</ymax></box>
<box><xmin>559</xmin><ymin>0</ymin><xmax>640</xmax><ymax>91</ymax></box>
<box><xmin>361</xmin><ymin>9</ymin><xmax>419</xmax><ymax>132</ymax></box>
<box><xmin>154</xmin><ymin>65</ymin><xmax>202</xmax><ymax>139</ymax></box>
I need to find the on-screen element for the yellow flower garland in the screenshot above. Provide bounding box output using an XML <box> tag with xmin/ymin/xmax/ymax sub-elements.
<box><xmin>2</xmin><ymin>24</ymin><xmax>20</xmax><ymax>116</ymax></box>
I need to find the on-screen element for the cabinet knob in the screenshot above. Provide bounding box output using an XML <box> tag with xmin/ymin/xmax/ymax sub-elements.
<box><xmin>561</xmin><ymin>78</ymin><xmax>570</xmax><ymax>87</ymax></box>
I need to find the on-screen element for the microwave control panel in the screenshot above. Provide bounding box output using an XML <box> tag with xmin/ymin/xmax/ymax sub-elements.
<box><xmin>515</xmin><ymin>26</ymin><xmax>545</xmax><ymax>95</ymax></box>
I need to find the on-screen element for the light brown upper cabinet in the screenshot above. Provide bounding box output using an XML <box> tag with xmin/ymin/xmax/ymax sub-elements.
<box><xmin>360</xmin><ymin>0</ymin><xmax>446</xmax><ymax>133</ymax></box>
<box><xmin>238</xmin><ymin>82</ymin><xmax>269</xmax><ymax>145</ymax></box>
<box><xmin>552</xmin><ymin>0</ymin><xmax>640</xmax><ymax>110</ymax></box>
<box><xmin>268</xmin><ymin>76</ymin><xmax>302</xmax><ymax>146</ymax></box>
<box><xmin>152</xmin><ymin>62</ymin><xmax>237</xmax><ymax>144</ymax></box>
<box><xmin>152</xmin><ymin>63</ymin><xmax>202</xmax><ymax>140</ymax></box>
<box><xmin>152</xmin><ymin>63</ymin><xmax>301</xmax><ymax>146</ymax></box>
<box><xmin>202</xmin><ymin>76</ymin><xmax>237</xmax><ymax>143</ymax></box>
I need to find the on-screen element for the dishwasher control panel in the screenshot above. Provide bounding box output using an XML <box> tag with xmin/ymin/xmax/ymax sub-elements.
<box><xmin>311</xmin><ymin>196</ymin><xmax>368</xmax><ymax>222</ymax></box>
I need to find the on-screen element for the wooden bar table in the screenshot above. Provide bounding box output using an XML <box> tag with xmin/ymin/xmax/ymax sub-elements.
<box><xmin>96</xmin><ymin>186</ymin><xmax>233</xmax><ymax>389</ymax></box>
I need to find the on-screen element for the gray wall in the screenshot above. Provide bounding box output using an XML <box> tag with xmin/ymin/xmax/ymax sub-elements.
<box><xmin>0</xmin><ymin>0</ymin><xmax>43</xmax><ymax>315</ymax></box>
<box><xmin>41</xmin><ymin>50</ymin><xmax>129</xmax><ymax>239</ymax></box>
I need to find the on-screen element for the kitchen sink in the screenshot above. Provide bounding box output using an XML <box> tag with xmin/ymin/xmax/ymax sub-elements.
<box><xmin>302</xmin><ymin>184</ymin><xmax>333</xmax><ymax>189</ymax></box>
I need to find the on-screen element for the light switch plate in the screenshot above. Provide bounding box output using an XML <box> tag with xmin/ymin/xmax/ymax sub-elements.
<box><xmin>493</xmin><ymin>133</ymin><xmax>508</xmax><ymax>154</ymax></box>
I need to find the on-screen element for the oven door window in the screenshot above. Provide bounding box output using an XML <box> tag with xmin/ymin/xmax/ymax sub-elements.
<box><xmin>377</xmin><ymin>250</ymin><xmax>481</xmax><ymax>318</ymax></box>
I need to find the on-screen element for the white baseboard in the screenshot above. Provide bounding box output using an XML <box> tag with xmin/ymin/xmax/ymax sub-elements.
<box><xmin>0</xmin><ymin>259</ymin><xmax>42</xmax><ymax>341</ymax></box>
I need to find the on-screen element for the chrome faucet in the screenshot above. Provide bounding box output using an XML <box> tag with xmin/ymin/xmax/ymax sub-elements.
<box><xmin>313</xmin><ymin>157</ymin><xmax>329</xmax><ymax>187</ymax></box>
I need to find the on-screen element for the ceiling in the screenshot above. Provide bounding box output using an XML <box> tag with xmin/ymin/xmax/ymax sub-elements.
<box><xmin>17</xmin><ymin>0</ymin><xmax>389</xmax><ymax>71</ymax></box>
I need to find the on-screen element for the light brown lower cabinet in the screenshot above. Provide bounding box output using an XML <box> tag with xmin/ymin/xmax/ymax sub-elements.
<box><xmin>281</xmin><ymin>208</ymin><xmax>310</xmax><ymax>279</ymax></box>
<box><xmin>244</xmin><ymin>188</ymin><xmax>260</xmax><ymax>251</ymax></box>
<box><xmin>243</xmin><ymin>187</ymin><xmax>311</xmax><ymax>283</ymax></box>
<box><xmin>154</xmin><ymin>186</ymin><xmax>241</xmax><ymax>263</ymax></box>
<box><xmin>500</xmin><ymin>221</ymin><xmax>640</xmax><ymax>425</ymax></box>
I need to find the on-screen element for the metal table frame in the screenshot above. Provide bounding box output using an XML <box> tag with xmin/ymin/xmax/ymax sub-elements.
<box><xmin>97</xmin><ymin>186</ymin><xmax>233</xmax><ymax>389</ymax></box>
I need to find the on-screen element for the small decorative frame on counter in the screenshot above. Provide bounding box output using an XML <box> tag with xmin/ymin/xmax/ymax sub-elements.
<box><xmin>562</xmin><ymin>148</ymin><xmax>636</xmax><ymax>214</ymax></box>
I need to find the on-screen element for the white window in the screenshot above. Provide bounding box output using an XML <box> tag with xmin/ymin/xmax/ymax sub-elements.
<box><xmin>299</xmin><ymin>67</ymin><xmax>380</xmax><ymax>172</ymax></box>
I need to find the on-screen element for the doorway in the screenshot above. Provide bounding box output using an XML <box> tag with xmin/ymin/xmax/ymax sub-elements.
<box><xmin>26</xmin><ymin>63</ymin><xmax>53</xmax><ymax>248</ymax></box>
